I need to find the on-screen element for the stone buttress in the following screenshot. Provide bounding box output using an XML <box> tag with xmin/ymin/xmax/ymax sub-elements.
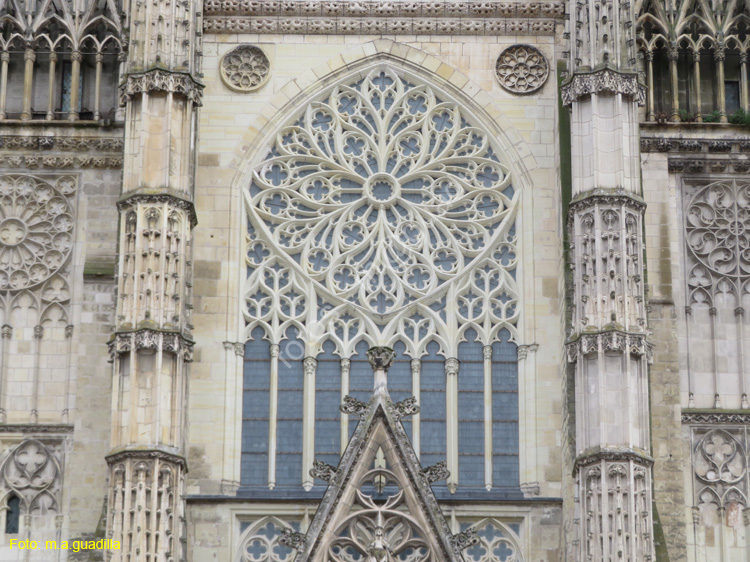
<box><xmin>105</xmin><ymin>0</ymin><xmax>203</xmax><ymax>557</ymax></box>
<box><xmin>562</xmin><ymin>0</ymin><xmax>654</xmax><ymax>559</ymax></box>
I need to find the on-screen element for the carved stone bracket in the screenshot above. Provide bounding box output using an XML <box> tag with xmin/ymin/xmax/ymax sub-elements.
<box><xmin>366</xmin><ymin>347</ymin><xmax>395</xmax><ymax>370</ymax></box>
<box><xmin>278</xmin><ymin>527</ymin><xmax>306</xmax><ymax>550</ymax></box>
<box><xmin>116</xmin><ymin>191</ymin><xmax>198</xmax><ymax>228</ymax></box>
<box><xmin>105</xmin><ymin>447</ymin><xmax>187</xmax><ymax>469</ymax></box>
<box><xmin>450</xmin><ymin>527</ymin><xmax>480</xmax><ymax>551</ymax></box>
<box><xmin>389</xmin><ymin>396</ymin><xmax>420</xmax><ymax>420</ymax></box>
<box><xmin>421</xmin><ymin>461</ymin><xmax>450</xmax><ymax>483</ymax></box>
<box><xmin>340</xmin><ymin>395</ymin><xmax>368</xmax><ymax>419</ymax></box>
<box><xmin>310</xmin><ymin>459</ymin><xmax>337</xmax><ymax>483</ymax></box>
<box><xmin>561</xmin><ymin>68</ymin><xmax>646</xmax><ymax>106</ymax></box>
<box><xmin>566</xmin><ymin>330</ymin><xmax>653</xmax><ymax>363</ymax></box>
<box><xmin>119</xmin><ymin>69</ymin><xmax>204</xmax><ymax>107</ymax></box>
<box><xmin>108</xmin><ymin>329</ymin><xmax>195</xmax><ymax>363</ymax></box>
<box><xmin>573</xmin><ymin>447</ymin><xmax>655</xmax><ymax>473</ymax></box>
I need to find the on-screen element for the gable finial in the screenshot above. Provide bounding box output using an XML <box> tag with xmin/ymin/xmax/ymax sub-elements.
<box><xmin>366</xmin><ymin>346</ymin><xmax>394</xmax><ymax>395</ymax></box>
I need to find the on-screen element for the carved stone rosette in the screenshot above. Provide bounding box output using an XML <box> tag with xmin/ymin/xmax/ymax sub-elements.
<box><xmin>495</xmin><ymin>44</ymin><xmax>549</xmax><ymax>94</ymax></box>
<box><xmin>105</xmin><ymin>450</ymin><xmax>187</xmax><ymax>562</ymax></box>
<box><xmin>220</xmin><ymin>45</ymin><xmax>271</xmax><ymax>92</ymax></box>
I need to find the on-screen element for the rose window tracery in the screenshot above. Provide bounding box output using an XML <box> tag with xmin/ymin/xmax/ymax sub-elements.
<box><xmin>221</xmin><ymin>45</ymin><xmax>271</xmax><ymax>92</ymax></box>
<box><xmin>495</xmin><ymin>45</ymin><xmax>549</xmax><ymax>94</ymax></box>
<box><xmin>0</xmin><ymin>176</ymin><xmax>75</xmax><ymax>291</ymax></box>
<box><xmin>244</xmin><ymin>66</ymin><xmax>520</xmax><ymax>352</ymax></box>
<box><xmin>685</xmin><ymin>180</ymin><xmax>750</xmax><ymax>306</ymax></box>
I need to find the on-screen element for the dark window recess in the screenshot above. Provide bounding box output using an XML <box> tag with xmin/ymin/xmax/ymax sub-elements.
<box><xmin>5</xmin><ymin>495</ymin><xmax>20</xmax><ymax>534</ymax></box>
<box><xmin>726</xmin><ymin>81</ymin><xmax>740</xmax><ymax>114</ymax></box>
<box><xmin>60</xmin><ymin>61</ymin><xmax>83</xmax><ymax>114</ymax></box>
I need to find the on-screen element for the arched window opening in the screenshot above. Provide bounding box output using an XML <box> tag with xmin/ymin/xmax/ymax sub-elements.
<box><xmin>5</xmin><ymin>495</ymin><xmax>20</xmax><ymax>535</ymax></box>
<box><xmin>241</xmin><ymin>64</ymin><xmax>521</xmax><ymax>498</ymax></box>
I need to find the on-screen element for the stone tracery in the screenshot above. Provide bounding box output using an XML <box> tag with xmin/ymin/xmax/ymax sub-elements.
<box><xmin>244</xmin><ymin>66</ymin><xmax>519</xmax><ymax>355</ymax></box>
<box><xmin>0</xmin><ymin>176</ymin><xmax>75</xmax><ymax>292</ymax></box>
<box><xmin>685</xmin><ymin>180</ymin><xmax>750</xmax><ymax>307</ymax></box>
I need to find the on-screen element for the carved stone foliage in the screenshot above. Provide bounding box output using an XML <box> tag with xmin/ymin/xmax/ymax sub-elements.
<box><xmin>495</xmin><ymin>45</ymin><xmax>549</xmax><ymax>94</ymax></box>
<box><xmin>236</xmin><ymin>517</ymin><xmax>299</xmax><ymax>562</ymax></box>
<box><xmin>203</xmin><ymin>0</ymin><xmax>564</xmax><ymax>35</ymax></box>
<box><xmin>119</xmin><ymin>70</ymin><xmax>204</xmax><ymax>107</ymax></box>
<box><xmin>244</xmin><ymin>65</ymin><xmax>519</xmax><ymax>357</ymax></box>
<box><xmin>0</xmin><ymin>176</ymin><xmax>75</xmax><ymax>292</ymax></box>
<box><xmin>205</xmin><ymin>16</ymin><xmax>557</xmax><ymax>35</ymax></box>
<box><xmin>107</xmin><ymin>453</ymin><xmax>186</xmax><ymax>562</ymax></box>
<box><xmin>560</xmin><ymin>70</ymin><xmax>646</xmax><ymax>106</ymax></box>
<box><xmin>0</xmin><ymin>439</ymin><xmax>62</xmax><ymax>515</ymax></box>
<box><xmin>688</xmin><ymin>426</ymin><xmax>750</xmax><ymax>528</ymax></box>
<box><xmin>220</xmin><ymin>45</ymin><xmax>271</xmax><ymax>92</ymax></box>
<box><xmin>460</xmin><ymin>520</ymin><xmax>524</xmax><ymax>562</ymax></box>
<box><xmin>576</xmin><ymin>459</ymin><xmax>653</xmax><ymax>561</ymax></box>
<box><xmin>684</xmin><ymin>180</ymin><xmax>750</xmax><ymax>307</ymax></box>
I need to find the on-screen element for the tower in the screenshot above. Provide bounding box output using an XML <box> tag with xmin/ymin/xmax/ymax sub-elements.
<box><xmin>563</xmin><ymin>0</ymin><xmax>655</xmax><ymax>558</ymax></box>
<box><xmin>105</xmin><ymin>0</ymin><xmax>203</xmax><ymax>557</ymax></box>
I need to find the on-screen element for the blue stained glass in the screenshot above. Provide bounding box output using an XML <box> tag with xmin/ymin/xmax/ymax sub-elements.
<box><xmin>458</xmin><ymin>455</ymin><xmax>484</xmax><ymax>486</ymax></box>
<box><xmin>277</xmin><ymin>453</ymin><xmax>302</xmax><ymax>484</ymax></box>
<box><xmin>492</xmin><ymin>422</ymin><xmax>519</xmax><ymax>454</ymax></box>
<box><xmin>492</xmin><ymin>454</ymin><xmax>519</xmax><ymax>486</ymax></box>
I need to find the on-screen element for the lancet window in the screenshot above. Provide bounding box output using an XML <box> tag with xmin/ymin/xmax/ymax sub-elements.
<box><xmin>636</xmin><ymin>0</ymin><xmax>750</xmax><ymax>122</ymax></box>
<box><xmin>0</xmin><ymin>0</ymin><xmax>123</xmax><ymax>121</ymax></box>
<box><xmin>241</xmin><ymin>66</ymin><xmax>521</xmax><ymax>496</ymax></box>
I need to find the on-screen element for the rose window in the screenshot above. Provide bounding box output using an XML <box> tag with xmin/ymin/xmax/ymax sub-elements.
<box><xmin>245</xmin><ymin>67</ymin><xmax>519</xmax><ymax>352</ymax></box>
<box><xmin>0</xmin><ymin>176</ymin><xmax>75</xmax><ymax>291</ymax></box>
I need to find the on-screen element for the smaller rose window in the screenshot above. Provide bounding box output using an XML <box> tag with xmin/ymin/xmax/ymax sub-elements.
<box><xmin>0</xmin><ymin>176</ymin><xmax>75</xmax><ymax>291</ymax></box>
<box><xmin>220</xmin><ymin>45</ymin><xmax>271</xmax><ymax>92</ymax></box>
<box><xmin>495</xmin><ymin>45</ymin><xmax>549</xmax><ymax>94</ymax></box>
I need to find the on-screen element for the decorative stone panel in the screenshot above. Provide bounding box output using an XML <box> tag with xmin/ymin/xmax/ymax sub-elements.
<box><xmin>495</xmin><ymin>45</ymin><xmax>549</xmax><ymax>94</ymax></box>
<box><xmin>220</xmin><ymin>45</ymin><xmax>271</xmax><ymax>92</ymax></box>
<box><xmin>236</xmin><ymin>517</ymin><xmax>300</xmax><ymax>562</ymax></box>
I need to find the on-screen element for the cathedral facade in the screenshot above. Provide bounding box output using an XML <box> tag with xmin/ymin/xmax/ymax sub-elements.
<box><xmin>0</xmin><ymin>0</ymin><xmax>748</xmax><ymax>560</ymax></box>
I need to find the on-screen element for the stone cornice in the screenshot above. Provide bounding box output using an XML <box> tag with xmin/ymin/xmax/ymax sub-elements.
<box><xmin>105</xmin><ymin>447</ymin><xmax>187</xmax><ymax>468</ymax></box>
<box><xmin>0</xmin><ymin>154</ymin><xmax>123</xmax><ymax>169</ymax></box>
<box><xmin>204</xmin><ymin>0</ymin><xmax>565</xmax><ymax>18</ymax></box>
<box><xmin>561</xmin><ymin>68</ymin><xmax>646</xmax><ymax>106</ymax></box>
<box><xmin>117</xmin><ymin>190</ymin><xmax>198</xmax><ymax>227</ymax></box>
<box><xmin>641</xmin><ymin>136</ymin><xmax>750</xmax><ymax>153</ymax></box>
<box><xmin>667</xmin><ymin>157</ymin><xmax>750</xmax><ymax>174</ymax></box>
<box><xmin>108</xmin><ymin>328</ymin><xmax>195</xmax><ymax>363</ymax></box>
<box><xmin>566</xmin><ymin>328</ymin><xmax>652</xmax><ymax>363</ymax></box>
<box><xmin>567</xmin><ymin>189</ymin><xmax>647</xmax><ymax>217</ymax></box>
<box><xmin>573</xmin><ymin>447</ymin><xmax>654</xmax><ymax>474</ymax></box>
<box><xmin>203</xmin><ymin>1</ymin><xmax>563</xmax><ymax>35</ymax></box>
<box><xmin>682</xmin><ymin>410</ymin><xmax>750</xmax><ymax>424</ymax></box>
<box><xmin>119</xmin><ymin>69</ymin><xmax>204</xmax><ymax>107</ymax></box>
<box><xmin>0</xmin><ymin>136</ymin><xmax>124</xmax><ymax>151</ymax></box>
<box><xmin>0</xmin><ymin>424</ymin><xmax>74</xmax><ymax>434</ymax></box>
<box><xmin>204</xmin><ymin>16</ymin><xmax>557</xmax><ymax>35</ymax></box>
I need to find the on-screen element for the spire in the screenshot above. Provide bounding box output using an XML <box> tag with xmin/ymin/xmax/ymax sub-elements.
<box><xmin>283</xmin><ymin>348</ymin><xmax>477</xmax><ymax>562</ymax></box>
